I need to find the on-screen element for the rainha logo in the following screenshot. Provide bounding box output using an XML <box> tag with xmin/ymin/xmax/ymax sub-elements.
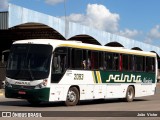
<box><xmin>106</xmin><ymin>74</ymin><xmax>142</xmax><ymax>83</ymax></box>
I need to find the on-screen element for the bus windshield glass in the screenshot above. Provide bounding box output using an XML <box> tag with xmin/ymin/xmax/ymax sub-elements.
<box><xmin>6</xmin><ymin>44</ymin><xmax>53</xmax><ymax>80</ymax></box>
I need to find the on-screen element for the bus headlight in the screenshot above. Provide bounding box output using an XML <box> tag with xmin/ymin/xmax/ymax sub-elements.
<box><xmin>5</xmin><ymin>81</ymin><xmax>12</xmax><ymax>88</ymax></box>
<box><xmin>35</xmin><ymin>79</ymin><xmax>47</xmax><ymax>89</ymax></box>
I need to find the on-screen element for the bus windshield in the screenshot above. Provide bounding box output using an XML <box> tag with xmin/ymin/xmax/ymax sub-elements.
<box><xmin>6</xmin><ymin>44</ymin><xmax>53</xmax><ymax>80</ymax></box>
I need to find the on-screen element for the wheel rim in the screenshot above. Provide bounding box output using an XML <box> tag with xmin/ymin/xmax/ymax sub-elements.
<box><xmin>127</xmin><ymin>89</ymin><xmax>133</xmax><ymax>99</ymax></box>
<box><xmin>67</xmin><ymin>90</ymin><xmax>76</xmax><ymax>102</ymax></box>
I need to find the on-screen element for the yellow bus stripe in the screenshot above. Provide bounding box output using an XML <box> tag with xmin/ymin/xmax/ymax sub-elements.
<box><xmin>98</xmin><ymin>71</ymin><xmax>102</xmax><ymax>83</ymax></box>
<box><xmin>96</xmin><ymin>71</ymin><xmax>102</xmax><ymax>84</ymax></box>
<box><xmin>58</xmin><ymin>44</ymin><xmax>156</xmax><ymax>57</ymax></box>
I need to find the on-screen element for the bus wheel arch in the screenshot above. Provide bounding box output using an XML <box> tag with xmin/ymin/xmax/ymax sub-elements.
<box><xmin>125</xmin><ymin>85</ymin><xmax>135</xmax><ymax>102</ymax></box>
<box><xmin>65</xmin><ymin>86</ymin><xmax>80</xmax><ymax>106</ymax></box>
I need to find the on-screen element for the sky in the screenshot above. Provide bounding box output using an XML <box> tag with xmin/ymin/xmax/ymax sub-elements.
<box><xmin>0</xmin><ymin>0</ymin><xmax>160</xmax><ymax>47</ymax></box>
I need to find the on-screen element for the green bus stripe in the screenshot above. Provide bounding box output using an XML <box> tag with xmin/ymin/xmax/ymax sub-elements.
<box><xmin>92</xmin><ymin>71</ymin><xmax>96</xmax><ymax>83</ymax></box>
<box><xmin>94</xmin><ymin>71</ymin><xmax>98</xmax><ymax>83</ymax></box>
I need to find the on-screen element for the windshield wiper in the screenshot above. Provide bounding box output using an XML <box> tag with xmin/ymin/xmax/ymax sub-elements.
<box><xmin>25</xmin><ymin>44</ymin><xmax>35</xmax><ymax>81</ymax></box>
<box><xmin>28</xmin><ymin>60</ymin><xmax>34</xmax><ymax>80</ymax></box>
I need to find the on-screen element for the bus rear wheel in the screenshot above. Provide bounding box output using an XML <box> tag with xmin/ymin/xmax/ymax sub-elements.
<box><xmin>65</xmin><ymin>87</ymin><xmax>79</xmax><ymax>106</ymax></box>
<box><xmin>125</xmin><ymin>86</ymin><xmax>135</xmax><ymax>102</ymax></box>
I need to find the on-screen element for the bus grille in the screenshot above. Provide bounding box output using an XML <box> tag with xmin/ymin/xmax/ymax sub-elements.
<box><xmin>11</xmin><ymin>84</ymin><xmax>35</xmax><ymax>90</ymax></box>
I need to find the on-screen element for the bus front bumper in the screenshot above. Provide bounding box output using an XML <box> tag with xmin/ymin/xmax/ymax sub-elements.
<box><xmin>5</xmin><ymin>86</ymin><xmax>50</xmax><ymax>102</ymax></box>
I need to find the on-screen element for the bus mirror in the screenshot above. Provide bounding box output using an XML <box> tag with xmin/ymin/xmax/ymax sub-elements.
<box><xmin>1</xmin><ymin>54</ymin><xmax>4</xmax><ymax>64</ymax></box>
<box><xmin>1</xmin><ymin>49</ymin><xmax>10</xmax><ymax>64</ymax></box>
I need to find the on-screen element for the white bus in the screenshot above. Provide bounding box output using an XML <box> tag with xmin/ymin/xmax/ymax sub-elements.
<box><xmin>5</xmin><ymin>39</ymin><xmax>157</xmax><ymax>106</ymax></box>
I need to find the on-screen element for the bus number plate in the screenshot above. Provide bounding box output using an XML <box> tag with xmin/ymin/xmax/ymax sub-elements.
<box><xmin>18</xmin><ymin>91</ymin><xmax>26</xmax><ymax>95</ymax></box>
<box><xmin>74</xmin><ymin>74</ymin><xmax>84</xmax><ymax>80</ymax></box>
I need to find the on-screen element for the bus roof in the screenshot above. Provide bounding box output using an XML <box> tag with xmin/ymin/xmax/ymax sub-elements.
<box><xmin>13</xmin><ymin>39</ymin><xmax>156</xmax><ymax>57</ymax></box>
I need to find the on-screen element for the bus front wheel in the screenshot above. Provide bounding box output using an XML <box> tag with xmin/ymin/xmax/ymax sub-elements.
<box><xmin>65</xmin><ymin>87</ymin><xmax>79</xmax><ymax>106</ymax></box>
<box><xmin>125</xmin><ymin>86</ymin><xmax>135</xmax><ymax>102</ymax></box>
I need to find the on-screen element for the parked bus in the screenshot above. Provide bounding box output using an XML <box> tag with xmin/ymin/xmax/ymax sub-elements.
<box><xmin>5</xmin><ymin>39</ymin><xmax>157</xmax><ymax>106</ymax></box>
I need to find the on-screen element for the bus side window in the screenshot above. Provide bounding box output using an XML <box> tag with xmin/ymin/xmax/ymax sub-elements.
<box><xmin>104</xmin><ymin>52</ymin><xmax>113</xmax><ymax>70</ymax></box>
<box><xmin>99</xmin><ymin>52</ymin><xmax>104</xmax><ymax>70</ymax></box>
<box><xmin>51</xmin><ymin>47</ymin><xmax>67</xmax><ymax>83</ymax></box>
<box><xmin>135</xmin><ymin>56</ymin><xmax>144</xmax><ymax>72</ymax></box>
<box><xmin>113</xmin><ymin>53</ymin><xmax>119</xmax><ymax>71</ymax></box>
<box><xmin>52</xmin><ymin>54</ymin><xmax>67</xmax><ymax>74</ymax></box>
<box><xmin>122</xmin><ymin>54</ymin><xmax>129</xmax><ymax>71</ymax></box>
<box><xmin>91</xmin><ymin>51</ymin><xmax>94</xmax><ymax>69</ymax></box>
<box><xmin>52</xmin><ymin>48</ymin><xmax>67</xmax><ymax>73</ymax></box>
<box><xmin>129</xmin><ymin>55</ymin><xmax>134</xmax><ymax>71</ymax></box>
<box><xmin>146</xmin><ymin>57</ymin><xmax>155</xmax><ymax>72</ymax></box>
<box><xmin>119</xmin><ymin>54</ymin><xmax>122</xmax><ymax>71</ymax></box>
<box><xmin>91</xmin><ymin>51</ymin><xmax>99</xmax><ymax>69</ymax></box>
<box><xmin>82</xmin><ymin>50</ymin><xmax>87</xmax><ymax>69</ymax></box>
<box><xmin>88</xmin><ymin>50</ymin><xmax>91</xmax><ymax>70</ymax></box>
<box><xmin>75</xmin><ymin>49</ymin><xmax>83</xmax><ymax>69</ymax></box>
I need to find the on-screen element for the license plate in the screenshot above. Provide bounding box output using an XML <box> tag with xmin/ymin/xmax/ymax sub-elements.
<box><xmin>18</xmin><ymin>91</ymin><xmax>26</xmax><ymax>95</ymax></box>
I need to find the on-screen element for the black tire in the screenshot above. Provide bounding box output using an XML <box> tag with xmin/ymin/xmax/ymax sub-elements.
<box><xmin>125</xmin><ymin>86</ymin><xmax>135</xmax><ymax>102</ymax></box>
<box><xmin>65</xmin><ymin>87</ymin><xmax>80</xmax><ymax>106</ymax></box>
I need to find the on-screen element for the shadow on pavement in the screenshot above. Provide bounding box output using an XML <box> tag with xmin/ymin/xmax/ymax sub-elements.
<box><xmin>0</xmin><ymin>98</ymin><xmax>149</xmax><ymax>108</ymax></box>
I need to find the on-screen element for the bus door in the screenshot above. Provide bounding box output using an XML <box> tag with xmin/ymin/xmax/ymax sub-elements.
<box><xmin>51</xmin><ymin>47</ymin><xmax>67</xmax><ymax>83</ymax></box>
